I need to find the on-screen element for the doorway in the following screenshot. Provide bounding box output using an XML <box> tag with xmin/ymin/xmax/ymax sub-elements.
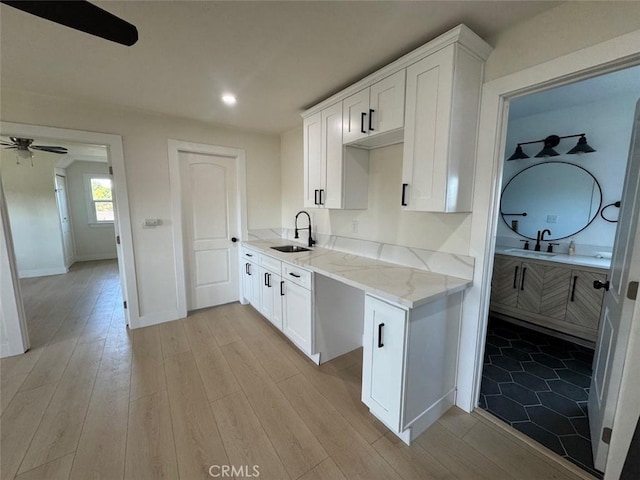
<box><xmin>478</xmin><ymin>65</ymin><xmax>640</xmax><ymax>477</ymax></box>
<box><xmin>0</xmin><ymin>122</ymin><xmax>138</xmax><ymax>356</ymax></box>
<box><xmin>168</xmin><ymin>140</ymin><xmax>247</xmax><ymax>317</ymax></box>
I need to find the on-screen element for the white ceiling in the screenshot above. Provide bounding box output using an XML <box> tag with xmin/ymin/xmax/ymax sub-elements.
<box><xmin>0</xmin><ymin>1</ymin><xmax>561</xmax><ymax>134</ymax></box>
<box><xmin>509</xmin><ymin>64</ymin><xmax>640</xmax><ymax>120</ymax></box>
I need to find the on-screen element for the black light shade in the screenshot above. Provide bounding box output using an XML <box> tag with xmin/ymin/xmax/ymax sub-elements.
<box><xmin>534</xmin><ymin>135</ymin><xmax>561</xmax><ymax>158</ymax></box>
<box><xmin>567</xmin><ymin>135</ymin><xmax>596</xmax><ymax>154</ymax></box>
<box><xmin>507</xmin><ymin>145</ymin><xmax>530</xmax><ymax>161</ymax></box>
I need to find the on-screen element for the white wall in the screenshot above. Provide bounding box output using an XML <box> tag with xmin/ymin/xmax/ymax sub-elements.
<box><xmin>66</xmin><ymin>160</ymin><xmax>117</xmax><ymax>261</ymax></box>
<box><xmin>0</xmin><ymin>90</ymin><xmax>281</xmax><ymax>323</ymax></box>
<box><xmin>497</xmin><ymin>94</ymin><xmax>638</xmax><ymax>251</ymax></box>
<box><xmin>0</xmin><ymin>149</ymin><xmax>66</xmax><ymax>277</ymax></box>
<box><xmin>280</xmin><ymin>130</ymin><xmax>471</xmax><ymax>255</ymax></box>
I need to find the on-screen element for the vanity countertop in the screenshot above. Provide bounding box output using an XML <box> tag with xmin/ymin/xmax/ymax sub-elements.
<box><xmin>243</xmin><ymin>240</ymin><xmax>471</xmax><ymax>309</ymax></box>
<box><xmin>495</xmin><ymin>245</ymin><xmax>611</xmax><ymax>270</ymax></box>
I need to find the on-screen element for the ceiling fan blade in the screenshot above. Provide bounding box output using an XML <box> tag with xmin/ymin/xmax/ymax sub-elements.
<box><xmin>1</xmin><ymin>1</ymin><xmax>138</xmax><ymax>46</ymax></box>
<box><xmin>2</xmin><ymin>146</ymin><xmax>17</xmax><ymax>149</ymax></box>
<box><xmin>0</xmin><ymin>141</ymin><xmax>15</xmax><ymax>146</ymax></box>
<box><xmin>32</xmin><ymin>145</ymin><xmax>68</xmax><ymax>154</ymax></box>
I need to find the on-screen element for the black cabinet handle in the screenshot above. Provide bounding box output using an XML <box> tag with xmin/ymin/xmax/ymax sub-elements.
<box><xmin>246</xmin><ymin>253</ymin><xmax>253</xmax><ymax>257</ymax></box>
<box><xmin>319</xmin><ymin>189</ymin><xmax>324</xmax><ymax>205</ymax></box>
<box><xmin>245</xmin><ymin>263</ymin><xmax>249</xmax><ymax>275</ymax></box>
<box><xmin>401</xmin><ymin>183</ymin><xmax>408</xmax><ymax>206</ymax></box>
<box><xmin>314</xmin><ymin>189</ymin><xmax>319</xmax><ymax>205</ymax></box>
<box><xmin>513</xmin><ymin>266</ymin><xmax>519</xmax><ymax>289</ymax></box>
<box><xmin>247</xmin><ymin>263</ymin><xmax>251</xmax><ymax>275</ymax></box>
<box><xmin>520</xmin><ymin>267</ymin><xmax>527</xmax><ymax>290</ymax></box>
<box><xmin>378</xmin><ymin>323</ymin><xmax>385</xmax><ymax>348</ymax></box>
<box><xmin>571</xmin><ymin>275</ymin><xmax>578</xmax><ymax>301</ymax></box>
<box><xmin>280</xmin><ymin>281</ymin><xmax>285</xmax><ymax>296</ymax></box>
<box><xmin>264</xmin><ymin>272</ymin><xmax>269</xmax><ymax>287</ymax></box>
<box><xmin>369</xmin><ymin>109</ymin><xmax>375</xmax><ymax>131</ymax></box>
<box><xmin>360</xmin><ymin>112</ymin><xmax>367</xmax><ymax>134</ymax></box>
<box><xmin>289</xmin><ymin>272</ymin><xmax>301</xmax><ymax>278</ymax></box>
<box><xmin>593</xmin><ymin>279</ymin><xmax>610</xmax><ymax>291</ymax></box>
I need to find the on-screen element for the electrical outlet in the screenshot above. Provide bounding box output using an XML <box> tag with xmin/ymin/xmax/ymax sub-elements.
<box><xmin>144</xmin><ymin>218</ymin><xmax>162</xmax><ymax>227</ymax></box>
<box><xmin>546</xmin><ymin>214</ymin><xmax>558</xmax><ymax>224</ymax></box>
<box><xmin>351</xmin><ymin>220</ymin><xmax>359</xmax><ymax>233</ymax></box>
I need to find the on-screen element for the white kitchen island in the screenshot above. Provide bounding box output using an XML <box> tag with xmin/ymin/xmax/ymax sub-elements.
<box><xmin>240</xmin><ymin>239</ymin><xmax>471</xmax><ymax>445</ymax></box>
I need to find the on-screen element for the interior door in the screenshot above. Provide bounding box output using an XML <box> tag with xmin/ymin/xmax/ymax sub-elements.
<box><xmin>589</xmin><ymin>100</ymin><xmax>640</xmax><ymax>472</ymax></box>
<box><xmin>180</xmin><ymin>151</ymin><xmax>239</xmax><ymax>310</ymax></box>
<box><xmin>54</xmin><ymin>174</ymin><xmax>74</xmax><ymax>267</ymax></box>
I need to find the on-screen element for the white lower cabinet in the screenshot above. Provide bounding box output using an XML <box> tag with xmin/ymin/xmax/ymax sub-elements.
<box><xmin>282</xmin><ymin>274</ymin><xmax>313</xmax><ymax>356</ymax></box>
<box><xmin>362</xmin><ymin>293</ymin><xmax>463</xmax><ymax>444</ymax></box>
<box><xmin>258</xmin><ymin>268</ymin><xmax>283</xmax><ymax>331</ymax></box>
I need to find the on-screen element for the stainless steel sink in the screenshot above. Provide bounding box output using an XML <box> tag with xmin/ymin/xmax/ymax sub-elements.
<box><xmin>271</xmin><ymin>245</ymin><xmax>310</xmax><ymax>253</ymax></box>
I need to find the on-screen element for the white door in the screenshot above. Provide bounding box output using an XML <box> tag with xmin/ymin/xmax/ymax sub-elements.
<box><xmin>54</xmin><ymin>174</ymin><xmax>74</xmax><ymax>267</ymax></box>
<box><xmin>589</xmin><ymin>100</ymin><xmax>640</xmax><ymax>471</ymax></box>
<box><xmin>180</xmin><ymin>151</ymin><xmax>239</xmax><ymax>310</ymax></box>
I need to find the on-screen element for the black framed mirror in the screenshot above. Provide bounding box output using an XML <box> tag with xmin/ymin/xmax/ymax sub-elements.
<box><xmin>500</xmin><ymin>162</ymin><xmax>602</xmax><ymax>241</ymax></box>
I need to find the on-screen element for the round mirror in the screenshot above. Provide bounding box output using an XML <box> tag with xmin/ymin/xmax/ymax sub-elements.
<box><xmin>500</xmin><ymin>162</ymin><xmax>602</xmax><ymax>241</ymax></box>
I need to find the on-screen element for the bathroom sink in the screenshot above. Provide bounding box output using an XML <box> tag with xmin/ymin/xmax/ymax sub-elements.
<box><xmin>505</xmin><ymin>248</ymin><xmax>557</xmax><ymax>258</ymax></box>
<box><xmin>271</xmin><ymin>245</ymin><xmax>311</xmax><ymax>253</ymax></box>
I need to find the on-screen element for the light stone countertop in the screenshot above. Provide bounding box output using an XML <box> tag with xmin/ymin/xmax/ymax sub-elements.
<box><xmin>494</xmin><ymin>245</ymin><xmax>611</xmax><ymax>270</ymax></box>
<box><xmin>243</xmin><ymin>239</ymin><xmax>471</xmax><ymax>309</ymax></box>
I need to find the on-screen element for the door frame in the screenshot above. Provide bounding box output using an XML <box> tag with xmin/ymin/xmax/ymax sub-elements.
<box><xmin>459</xmin><ymin>29</ymin><xmax>640</xmax><ymax>477</ymax></box>
<box><xmin>168</xmin><ymin>139</ymin><xmax>248</xmax><ymax>318</ymax></box>
<box><xmin>0</xmin><ymin>121</ymin><xmax>139</xmax><ymax>332</ymax></box>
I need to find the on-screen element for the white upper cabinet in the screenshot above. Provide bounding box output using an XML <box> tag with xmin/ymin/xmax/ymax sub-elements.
<box><xmin>401</xmin><ymin>43</ymin><xmax>485</xmax><ymax>212</ymax></box>
<box><xmin>302</xmin><ymin>24</ymin><xmax>491</xmax><ymax>213</ymax></box>
<box><xmin>304</xmin><ymin>102</ymin><xmax>369</xmax><ymax>210</ymax></box>
<box><xmin>343</xmin><ymin>70</ymin><xmax>406</xmax><ymax>148</ymax></box>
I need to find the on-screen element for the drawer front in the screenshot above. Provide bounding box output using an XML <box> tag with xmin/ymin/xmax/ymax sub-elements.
<box><xmin>241</xmin><ymin>246</ymin><xmax>260</xmax><ymax>262</ymax></box>
<box><xmin>283</xmin><ymin>263</ymin><xmax>312</xmax><ymax>289</ymax></box>
<box><xmin>260</xmin><ymin>254</ymin><xmax>282</xmax><ymax>275</ymax></box>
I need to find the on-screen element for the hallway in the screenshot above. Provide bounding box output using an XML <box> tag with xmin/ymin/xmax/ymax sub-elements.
<box><xmin>0</xmin><ymin>261</ymin><xmax>593</xmax><ymax>480</ymax></box>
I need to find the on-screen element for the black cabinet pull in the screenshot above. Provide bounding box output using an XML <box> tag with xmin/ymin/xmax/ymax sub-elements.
<box><xmin>289</xmin><ymin>272</ymin><xmax>301</xmax><ymax>278</ymax></box>
<box><xmin>319</xmin><ymin>189</ymin><xmax>324</xmax><ymax>205</ymax></box>
<box><xmin>369</xmin><ymin>109</ymin><xmax>375</xmax><ymax>131</ymax></box>
<box><xmin>520</xmin><ymin>267</ymin><xmax>527</xmax><ymax>290</ymax></box>
<box><xmin>314</xmin><ymin>189</ymin><xmax>319</xmax><ymax>205</ymax></box>
<box><xmin>245</xmin><ymin>263</ymin><xmax>249</xmax><ymax>275</ymax></box>
<box><xmin>247</xmin><ymin>263</ymin><xmax>251</xmax><ymax>276</ymax></box>
<box><xmin>280</xmin><ymin>281</ymin><xmax>285</xmax><ymax>296</ymax></box>
<box><xmin>360</xmin><ymin>112</ymin><xmax>367</xmax><ymax>134</ymax></box>
<box><xmin>401</xmin><ymin>183</ymin><xmax>408</xmax><ymax>206</ymax></box>
<box><xmin>378</xmin><ymin>323</ymin><xmax>385</xmax><ymax>348</ymax></box>
<box><xmin>513</xmin><ymin>266</ymin><xmax>519</xmax><ymax>289</ymax></box>
<box><xmin>264</xmin><ymin>272</ymin><xmax>269</xmax><ymax>287</ymax></box>
<box><xmin>246</xmin><ymin>253</ymin><xmax>253</xmax><ymax>257</ymax></box>
<box><xmin>571</xmin><ymin>275</ymin><xmax>578</xmax><ymax>301</ymax></box>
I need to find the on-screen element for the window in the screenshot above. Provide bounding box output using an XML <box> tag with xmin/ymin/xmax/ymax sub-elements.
<box><xmin>86</xmin><ymin>175</ymin><xmax>114</xmax><ymax>224</ymax></box>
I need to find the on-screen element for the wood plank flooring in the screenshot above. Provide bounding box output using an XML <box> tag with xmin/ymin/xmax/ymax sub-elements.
<box><xmin>1</xmin><ymin>260</ymin><xmax>595</xmax><ymax>480</ymax></box>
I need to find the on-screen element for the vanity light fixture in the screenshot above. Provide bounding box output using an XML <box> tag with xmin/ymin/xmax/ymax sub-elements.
<box><xmin>507</xmin><ymin>133</ymin><xmax>596</xmax><ymax>161</ymax></box>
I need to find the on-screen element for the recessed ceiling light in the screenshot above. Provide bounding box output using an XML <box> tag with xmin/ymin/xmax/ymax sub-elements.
<box><xmin>222</xmin><ymin>94</ymin><xmax>237</xmax><ymax>106</ymax></box>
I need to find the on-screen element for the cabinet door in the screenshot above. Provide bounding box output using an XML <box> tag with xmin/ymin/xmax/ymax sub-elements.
<box><xmin>401</xmin><ymin>45</ymin><xmax>454</xmax><ymax>212</ymax></box>
<box><xmin>283</xmin><ymin>281</ymin><xmax>313</xmax><ymax>355</ymax></box>
<box><xmin>539</xmin><ymin>265</ymin><xmax>572</xmax><ymax>320</ymax></box>
<box><xmin>342</xmin><ymin>88</ymin><xmax>369</xmax><ymax>144</ymax></box>
<box><xmin>369</xmin><ymin>70</ymin><xmax>405</xmax><ymax>135</ymax></box>
<box><xmin>322</xmin><ymin>102</ymin><xmax>343</xmax><ymax>209</ymax></box>
<box><xmin>362</xmin><ymin>296</ymin><xmax>406</xmax><ymax>431</ymax></box>
<box><xmin>490</xmin><ymin>256</ymin><xmax>521</xmax><ymax>308</ymax></box>
<box><xmin>259</xmin><ymin>269</ymin><xmax>274</xmax><ymax>320</ymax></box>
<box><xmin>303</xmin><ymin>112</ymin><xmax>323</xmax><ymax>208</ymax></box>
<box><xmin>517</xmin><ymin>262</ymin><xmax>545</xmax><ymax>314</ymax></box>
<box><xmin>242</xmin><ymin>261</ymin><xmax>254</xmax><ymax>304</ymax></box>
<box><xmin>273</xmin><ymin>278</ymin><xmax>284</xmax><ymax>331</ymax></box>
<box><xmin>566</xmin><ymin>270</ymin><xmax>606</xmax><ymax>332</ymax></box>
<box><xmin>249</xmin><ymin>263</ymin><xmax>261</xmax><ymax>310</ymax></box>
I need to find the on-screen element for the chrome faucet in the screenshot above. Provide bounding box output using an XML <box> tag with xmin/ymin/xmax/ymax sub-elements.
<box><xmin>535</xmin><ymin>229</ymin><xmax>552</xmax><ymax>251</ymax></box>
<box><xmin>294</xmin><ymin>210</ymin><xmax>315</xmax><ymax>248</ymax></box>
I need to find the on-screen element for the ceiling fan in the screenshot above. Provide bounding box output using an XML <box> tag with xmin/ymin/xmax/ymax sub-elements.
<box><xmin>1</xmin><ymin>137</ymin><xmax>68</xmax><ymax>165</ymax></box>
<box><xmin>0</xmin><ymin>0</ymin><xmax>138</xmax><ymax>46</ymax></box>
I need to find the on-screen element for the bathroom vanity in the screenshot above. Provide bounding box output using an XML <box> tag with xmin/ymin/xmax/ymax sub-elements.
<box><xmin>490</xmin><ymin>247</ymin><xmax>609</xmax><ymax>342</ymax></box>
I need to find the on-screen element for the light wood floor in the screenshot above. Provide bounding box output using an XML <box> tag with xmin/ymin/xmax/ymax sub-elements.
<box><xmin>1</xmin><ymin>260</ymin><xmax>595</xmax><ymax>480</ymax></box>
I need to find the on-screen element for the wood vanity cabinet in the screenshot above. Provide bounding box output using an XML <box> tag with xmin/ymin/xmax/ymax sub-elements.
<box><xmin>490</xmin><ymin>254</ymin><xmax>607</xmax><ymax>341</ymax></box>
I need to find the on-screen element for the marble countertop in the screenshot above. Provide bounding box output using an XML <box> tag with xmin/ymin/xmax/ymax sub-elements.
<box><xmin>243</xmin><ymin>240</ymin><xmax>471</xmax><ymax>309</ymax></box>
<box><xmin>495</xmin><ymin>245</ymin><xmax>611</xmax><ymax>270</ymax></box>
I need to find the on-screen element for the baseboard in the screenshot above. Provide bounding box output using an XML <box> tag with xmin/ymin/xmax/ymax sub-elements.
<box><xmin>18</xmin><ymin>266</ymin><xmax>68</xmax><ymax>279</ymax></box>
<box><xmin>132</xmin><ymin>309</ymin><xmax>184</xmax><ymax>329</ymax></box>
<box><xmin>405</xmin><ymin>389</ymin><xmax>456</xmax><ymax>443</ymax></box>
<box><xmin>74</xmin><ymin>253</ymin><xmax>117</xmax><ymax>262</ymax></box>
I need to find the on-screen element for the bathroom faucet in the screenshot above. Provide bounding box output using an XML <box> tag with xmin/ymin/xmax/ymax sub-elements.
<box><xmin>535</xmin><ymin>229</ymin><xmax>552</xmax><ymax>251</ymax></box>
<box><xmin>294</xmin><ymin>210</ymin><xmax>315</xmax><ymax>248</ymax></box>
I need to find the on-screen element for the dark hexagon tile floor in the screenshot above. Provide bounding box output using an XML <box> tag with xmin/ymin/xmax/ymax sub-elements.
<box><xmin>480</xmin><ymin>317</ymin><xmax>602</xmax><ymax>477</ymax></box>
